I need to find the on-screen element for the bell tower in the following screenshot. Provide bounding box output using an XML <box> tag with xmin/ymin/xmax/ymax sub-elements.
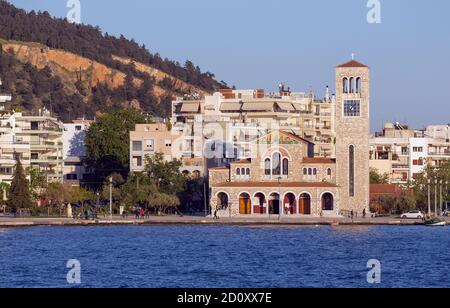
<box><xmin>335</xmin><ymin>59</ymin><xmax>370</xmax><ymax>215</ymax></box>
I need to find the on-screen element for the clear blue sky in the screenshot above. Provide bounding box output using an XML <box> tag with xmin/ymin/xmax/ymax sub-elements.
<box><xmin>8</xmin><ymin>0</ymin><xmax>450</xmax><ymax>131</ymax></box>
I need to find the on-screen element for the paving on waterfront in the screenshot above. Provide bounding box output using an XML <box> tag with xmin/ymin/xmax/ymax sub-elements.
<box><xmin>1</xmin><ymin>215</ymin><xmax>448</xmax><ymax>228</ymax></box>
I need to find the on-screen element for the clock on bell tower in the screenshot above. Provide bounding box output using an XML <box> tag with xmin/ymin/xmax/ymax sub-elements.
<box><xmin>334</xmin><ymin>59</ymin><xmax>370</xmax><ymax>215</ymax></box>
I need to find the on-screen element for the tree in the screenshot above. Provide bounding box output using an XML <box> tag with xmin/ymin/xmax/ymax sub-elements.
<box><xmin>409</xmin><ymin>161</ymin><xmax>450</xmax><ymax>212</ymax></box>
<box><xmin>84</xmin><ymin>109</ymin><xmax>150</xmax><ymax>186</ymax></box>
<box><xmin>144</xmin><ymin>153</ymin><xmax>186</xmax><ymax>195</ymax></box>
<box><xmin>370</xmin><ymin>168</ymin><xmax>390</xmax><ymax>184</ymax></box>
<box><xmin>7</xmin><ymin>154</ymin><xmax>33</xmax><ymax>212</ymax></box>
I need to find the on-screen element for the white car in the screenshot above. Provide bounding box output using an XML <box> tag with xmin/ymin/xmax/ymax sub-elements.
<box><xmin>401</xmin><ymin>210</ymin><xmax>425</xmax><ymax>220</ymax></box>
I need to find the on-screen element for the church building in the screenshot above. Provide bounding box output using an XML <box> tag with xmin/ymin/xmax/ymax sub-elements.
<box><xmin>209</xmin><ymin>59</ymin><xmax>371</xmax><ymax>217</ymax></box>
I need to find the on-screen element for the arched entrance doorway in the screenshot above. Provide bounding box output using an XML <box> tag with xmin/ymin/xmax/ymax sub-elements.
<box><xmin>269</xmin><ymin>193</ymin><xmax>280</xmax><ymax>215</ymax></box>
<box><xmin>239</xmin><ymin>193</ymin><xmax>251</xmax><ymax>215</ymax></box>
<box><xmin>254</xmin><ymin>193</ymin><xmax>266</xmax><ymax>215</ymax></box>
<box><xmin>299</xmin><ymin>193</ymin><xmax>311</xmax><ymax>215</ymax></box>
<box><xmin>217</xmin><ymin>193</ymin><xmax>229</xmax><ymax>210</ymax></box>
<box><xmin>284</xmin><ymin>193</ymin><xmax>296</xmax><ymax>215</ymax></box>
<box><xmin>322</xmin><ymin>193</ymin><xmax>334</xmax><ymax>211</ymax></box>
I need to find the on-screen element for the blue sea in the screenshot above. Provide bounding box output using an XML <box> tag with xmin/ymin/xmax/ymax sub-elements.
<box><xmin>0</xmin><ymin>225</ymin><xmax>449</xmax><ymax>288</ymax></box>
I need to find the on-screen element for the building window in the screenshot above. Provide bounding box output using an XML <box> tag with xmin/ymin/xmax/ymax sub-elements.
<box><xmin>265</xmin><ymin>159</ymin><xmax>271</xmax><ymax>176</ymax></box>
<box><xmin>356</xmin><ymin>77</ymin><xmax>361</xmax><ymax>94</ymax></box>
<box><xmin>413</xmin><ymin>147</ymin><xmax>424</xmax><ymax>153</ymax></box>
<box><xmin>303</xmin><ymin>168</ymin><xmax>307</xmax><ymax>175</ymax></box>
<box><xmin>343</xmin><ymin>78</ymin><xmax>349</xmax><ymax>93</ymax></box>
<box><xmin>66</xmin><ymin>174</ymin><xmax>78</xmax><ymax>180</ymax></box>
<box><xmin>413</xmin><ymin>159</ymin><xmax>424</xmax><ymax>166</ymax></box>
<box><xmin>349</xmin><ymin>145</ymin><xmax>355</xmax><ymax>197</ymax></box>
<box><xmin>237</xmin><ymin>168</ymin><xmax>241</xmax><ymax>176</ymax></box>
<box><xmin>246</xmin><ymin>168</ymin><xmax>250</xmax><ymax>176</ymax></box>
<box><xmin>132</xmin><ymin>141</ymin><xmax>143</xmax><ymax>152</ymax></box>
<box><xmin>282</xmin><ymin>159</ymin><xmax>289</xmax><ymax>176</ymax></box>
<box><xmin>272</xmin><ymin>153</ymin><xmax>281</xmax><ymax>176</ymax></box>
<box><xmin>133</xmin><ymin>156</ymin><xmax>143</xmax><ymax>167</ymax></box>
<box><xmin>75</xmin><ymin>125</ymin><xmax>82</xmax><ymax>131</ymax></box>
<box><xmin>145</xmin><ymin>139</ymin><xmax>154</xmax><ymax>151</ymax></box>
<box><xmin>327</xmin><ymin>168</ymin><xmax>332</xmax><ymax>176</ymax></box>
<box><xmin>308</xmin><ymin>168</ymin><xmax>312</xmax><ymax>176</ymax></box>
<box><xmin>313</xmin><ymin>168</ymin><xmax>317</xmax><ymax>176</ymax></box>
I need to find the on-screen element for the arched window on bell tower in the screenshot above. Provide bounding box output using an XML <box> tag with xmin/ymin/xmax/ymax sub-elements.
<box><xmin>349</xmin><ymin>77</ymin><xmax>354</xmax><ymax>93</ymax></box>
<box><xmin>349</xmin><ymin>145</ymin><xmax>355</xmax><ymax>197</ymax></box>
<box><xmin>343</xmin><ymin>77</ymin><xmax>349</xmax><ymax>93</ymax></box>
<box><xmin>356</xmin><ymin>77</ymin><xmax>361</xmax><ymax>94</ymax></box>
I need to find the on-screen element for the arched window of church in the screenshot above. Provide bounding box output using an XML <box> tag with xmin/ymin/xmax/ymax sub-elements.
<box><xmin>265</xmin><ymin>159</ymin><xmax>271</xmax><ymax>176</ymax></box>
<box><xmin>237</xmin><ymin>168</ymin><xmax>241</xmax><ymax>176</ymax></box>
<box><xmin>282</xmin><ymin>158</ymin><xmax>289</xmax><ymax>176</ymax></box>
<box><xmin>303</xmin><ymin>168</ymin><xmax>307</xmax><ymax>175</ymax></box>
<box><xmin>343</xmin><ymin>78</ymin><xmax>349</xmax><ymax>93</ymax></box>
<box><xmin>272</xmin><ymin>153</ymin><xmax>281</xmax><ymax>176</ymax></box>
<box><xmin>349</xmin><ymin>77</ymin><xmax>354</xmax><ymax>93</ymax></box>
<box><xmin>349</xmin><ymin>145</ymin><xmax>355</xmax><ymax>197</ymax></box>
<box><xmin>246</xmin><ymin>168</ymin><xmax>250</xmax><ymax>176</ymax></box>
<box><xmin>308</xmin><ymin>168</ymin><xmax>312</xmax><ymax>176</ymax></box>
<box><xmin>356</xmin><ymin>77</ymin><xmax>361</xmax><ymax>94</ymax></box>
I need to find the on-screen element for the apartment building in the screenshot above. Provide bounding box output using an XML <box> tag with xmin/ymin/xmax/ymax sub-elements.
<box><xmin>370</xmin><ymin>123</ymin><xmax>450</xmax><ymax>184</ymax></box>
<box><xmin>0</xmin><ymin>108</ymin><xmax>64</xmax><ymax>184</ymax></box>
<box><xmin>62</xmin><ymin>119</ymin><xmax>92</xmax><ymax>186</ymax></box>
<box><xmin>171</xmin><ymin>85</ymin><xmax>335</xmax><ymax>176</ymax></box>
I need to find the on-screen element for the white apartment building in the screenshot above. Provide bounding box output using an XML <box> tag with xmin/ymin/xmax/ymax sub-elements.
<box><xmin>370</xmin><ymin>123</ymin><xmax>450</xmax><ymax>184</ymax></box>
<box><xmin>63</xmin><ymin>119</ymin><xmax>92</xmax><ymax>185</ymax></box>
<box><xmin>0</xmin><ymin>108</ymin><xmax>64</xmax><ymax>184</ymax></box>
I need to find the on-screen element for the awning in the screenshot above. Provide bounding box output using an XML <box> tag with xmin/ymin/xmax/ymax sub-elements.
<box><xmin>276</xmin><ymin>102</ymin><xmax>295</xmax><ymax>111</ymax></box>
<box><xmin>241</xmin><ymin>102</ymin><xmax>274</xmax><ymax>112</ymax></box>
<box><xmin>220</xmin><ymin>102</ymin><xmax>242</xmax><ymax>112</ymax></box>
<box><xmin>180</xmin><ymin>103</ymin><xmax>200</xmax><ymax>113</ymax></box>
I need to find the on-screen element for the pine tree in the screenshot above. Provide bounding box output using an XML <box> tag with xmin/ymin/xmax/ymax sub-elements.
<box><xmin>7</xmin><ymin>154</ymin><xmax>33</xmax><ymax>212</ymax></box>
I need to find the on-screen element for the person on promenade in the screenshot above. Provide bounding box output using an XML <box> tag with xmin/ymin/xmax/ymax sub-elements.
<box><xmin>351</xmin><ymin>210</ymin><xmax>354</xmax><ymax>220</ymax></box>
<box><xmin>363</xmin><ymin>209</ymin><xmax>366</xmax><ymax>219</ymax></box>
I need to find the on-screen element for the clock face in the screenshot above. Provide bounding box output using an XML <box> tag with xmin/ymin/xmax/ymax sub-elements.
<box><xmin>344</xmin><ymin>100</ymin><xmax>361</xmax><ymax>117</ymax></box>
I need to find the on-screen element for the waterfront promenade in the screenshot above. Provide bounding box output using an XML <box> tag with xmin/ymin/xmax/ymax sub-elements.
<box><xmin>1</xmin><ymin>215</ymin><xmax>447</xmax><ymax>228</ymax></box>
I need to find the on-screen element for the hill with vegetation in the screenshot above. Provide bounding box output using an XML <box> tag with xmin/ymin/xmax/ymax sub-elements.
<box><xmin>0</xmin><ymin>1</ymin><xmax>227</xmax><ymax>121</ymax></box>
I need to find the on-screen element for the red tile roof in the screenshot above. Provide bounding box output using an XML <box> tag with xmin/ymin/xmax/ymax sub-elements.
<box><xmin>370</xmin><ymin>184</ymin><xmax>411</xmax><ymax>197</ymax></box>
<box><xmin>303</xmin><ymin>158</ymin><xmax>336</xmax><ymax>164</ymax></box>
<box><xmin>337</xmin><ymin>60</ymin><xmax>369</xmax><ymax>68</ymax></box>
<box><xmin>214</xmin><ymin>182</ymin><xmax>338</xmax><ymax>188</ymax></box>
<box><xmin>231</xmin><ymin>159</ymin><xmax>251</xmax><ymax>165</ymax></box>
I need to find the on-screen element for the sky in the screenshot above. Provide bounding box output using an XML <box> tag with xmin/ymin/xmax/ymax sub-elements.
<box><xmin>7</xmin><ymin>0</ymin><xmax>450</xmax><ymax>132</ymax></box>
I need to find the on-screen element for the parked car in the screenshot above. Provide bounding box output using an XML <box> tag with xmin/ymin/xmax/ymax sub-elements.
<box><xmin>401</xmin><ymin>210</ymin><xmax>425</xmax><ymax>219</ymax></box>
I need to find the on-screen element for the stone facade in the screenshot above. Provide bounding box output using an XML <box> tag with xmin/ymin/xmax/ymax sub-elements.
<box><xmin>335</xmin><ymin>60</ymin><xmax>371</xmax><ymax>215</ymax></box>
<box><xmin>209</xmin><ymin>131</ymin><xmax>340</xmax><ymax>217</ymax></box>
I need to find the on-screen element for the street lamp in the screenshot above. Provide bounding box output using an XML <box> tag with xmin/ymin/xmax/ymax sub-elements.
<box><xmin>278</xmin><ymin>177</ymin><xmax>282</xmax><ymax>221</ymax></box>
<box><xmin>428</xmin><ymin>179</ymin><xmax>431</xmax><ymax>218</ymax></box>
<box><xmin>435</xmin><ymin>179</ymin><xmax>438</xmax><ymax>218</ymax></box>
<box><xmin>109</xmin><ymin>177</ymin><xmax>113</xmax><ymax>221</ymax></box>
